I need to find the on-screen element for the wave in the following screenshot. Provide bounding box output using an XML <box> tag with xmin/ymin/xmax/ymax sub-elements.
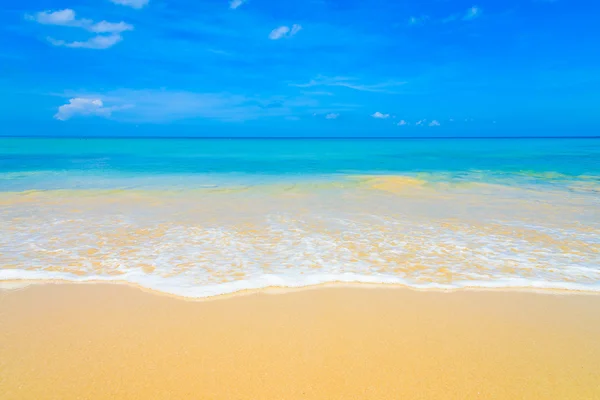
<box><xmin>2</xmin><ymin>269</ymin><xmax>600</xmax><ymax>298</ymax></box>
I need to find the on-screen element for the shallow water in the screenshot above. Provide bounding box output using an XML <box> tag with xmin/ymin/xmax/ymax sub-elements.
<box><xmin>1</xmin><ymin>138</ymin><xmax>599</xmax><ymax>297</ymax></box>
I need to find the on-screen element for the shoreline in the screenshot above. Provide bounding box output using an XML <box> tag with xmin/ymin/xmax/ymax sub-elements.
<box><xmin>2</xmin><ymin>278</ymin><xmax>599</xmax><ymax>302</ymax></box>
<box><xmin>2</xmin><ymin>283</ymin><xmax>600</xmax><ymax>399</ymax></box>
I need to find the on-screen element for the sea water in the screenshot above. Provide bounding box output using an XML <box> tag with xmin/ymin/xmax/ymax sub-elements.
<box><xmin>1</xmin><ymin>138</ymin><xmax>599</xmax><ymax>297</ymax></box>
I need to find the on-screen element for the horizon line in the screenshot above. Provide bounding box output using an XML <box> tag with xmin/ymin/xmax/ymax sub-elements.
<box><xmin>1</xmin><ymin>136</ymin><xmax>599</xmax><ymax>140</ymax></box>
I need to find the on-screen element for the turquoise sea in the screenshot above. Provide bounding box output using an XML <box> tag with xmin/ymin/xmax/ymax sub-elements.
<box><xmin>1</xmin><ymin>138</ymin><xmax>599</xmax><ymax>190</ymax></box>
<box><xmin>1</xmin><ymin>138</ymin><xmax>599</xmax><ymax>296</ymax></box>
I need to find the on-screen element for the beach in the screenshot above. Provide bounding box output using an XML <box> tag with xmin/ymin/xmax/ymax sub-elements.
<box><xmin>2</xmin><ymin>283</ymin><xmax>600</xmax><ymax>399</ymax></box>
<box><xmin>3</xmin><ymin>0</ymin><xmax>600</xmax><ymax>391</ymax></box>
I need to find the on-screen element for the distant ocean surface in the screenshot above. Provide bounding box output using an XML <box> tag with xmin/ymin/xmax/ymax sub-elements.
<box><xmin>1</xmin><ymin>138</ymin><xmax>599</xmax><ymax>297</ymax></box>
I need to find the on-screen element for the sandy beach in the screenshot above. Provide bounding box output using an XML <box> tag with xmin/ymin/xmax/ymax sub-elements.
<box><xmin>1</xmin><ymin>284</ymin><xmax>600</xmax><ymax>399</ymax></box>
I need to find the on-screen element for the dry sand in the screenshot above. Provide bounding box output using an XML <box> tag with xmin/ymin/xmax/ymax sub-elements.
<box><xmin>1</xmin><ymin>284</ymin><xmax>600</xmax><ymax>399</ymax></box>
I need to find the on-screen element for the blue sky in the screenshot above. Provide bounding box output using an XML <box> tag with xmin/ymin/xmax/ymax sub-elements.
<box><xmin>1</xmin><ymin>0</ymin><xmax>599</xmax><ymax>137</ymax></box>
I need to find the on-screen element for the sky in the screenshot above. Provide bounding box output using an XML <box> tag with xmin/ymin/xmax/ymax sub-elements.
<box><xmin>1</xmin><ymin>0</ymin><xmax>599</xmax><ymax>137</ymax></box>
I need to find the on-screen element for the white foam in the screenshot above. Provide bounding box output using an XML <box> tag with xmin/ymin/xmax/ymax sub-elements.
<box><xmin>2</xmin><ymin>269</ymin><xmax>599</xmax><ymax>298</ymax></box>
<box><xmin>2</xmin><ymin>177</ymin><xmax>599</xmax><ymax>298</ymax></box>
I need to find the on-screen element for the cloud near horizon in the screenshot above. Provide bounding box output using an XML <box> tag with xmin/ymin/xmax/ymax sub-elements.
<box><xmin>54</xmin><ymin>98</ymin><xmax>115</xmax><ymax>120</ymax></box>
<box><xmin>371</xmin><ymin>112</ymin><xmax>390</xmax><ymax>119</ymax></box>
<box><xmin>291</xmin><ymin>76</ymin><xmax>405</xmax><ymax>93</ymax></box>
<box><xmin>54</xmin><ymin>89</ymin><xmax>353</xmax><ymax>123</ymax></box>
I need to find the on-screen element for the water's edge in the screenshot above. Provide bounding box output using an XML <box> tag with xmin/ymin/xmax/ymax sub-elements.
<box><xmin>2</xmin><ymin>271</ymin><xmax>599</xmax><ymax>301</ymax></box>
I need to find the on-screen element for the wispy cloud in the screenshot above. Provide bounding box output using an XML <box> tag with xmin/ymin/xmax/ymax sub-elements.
<box><xmin>54</xmin><ymin>98</ymin><xmax>117</xmax><ymax>120</ymax></box>
<box><xmin>440</xmin><ymin>6</ymin><xmax>483</xmax><ymax>23</ymax></box>
<box><xmin>229</xmin><ymin>0</ymin><xmax>246</xmax><ymax>10</ymax></box>
<box><xmin>290</xmin><ymin>24</ymin><xmax>302</xmax><ymax>35</ymax></box>
<box><xmin>27</xmin><ymin>9</ymin><xmax>133</xmax><ymax>49</ymax></box>
<box><xmin>441</xmin><ymin>14</ymin><xmax>459</xmax><ymax>23</ymax></box>
<box><xmin>89</xmin><ymin>21</ymin><xmax>134</xmax><ymax>34</ymax></box>
<box><xmin>463</xmin><ymin>6</ymin><xmax>482</xmax><ymax>21</ymax></box>
<box><xmin>291</xmin><ymin>76</ymin><xmax>406</xmax><ymax>93</ymax></box>
<box><xmin>415</xmin><ymin>119</ymin><xmax>425</xmax><ymax>126</ymax></box>
<box><xmin>28</xmin><ymin>9</ymin><xmax>133</xmax><ymax>33</ymax></box>
<box><xmin>269</xmin><ymin>24</ymin><xmax>302</xmax><ymax>40</ymax></box>
<box><xmin>429</xmin><ymin>120</ymin><xmax>441</xmax><ymax>126</ymax></box>
<box><xmin>444</xmin><ymin>6</ymin><xmax>482</xmax><ymax>22</ymax></box>
<box><xmin>408</xmin><ymin>15</ymin><xmax>429</xmax><ymax>26</ymax></box>
<box><xmin>371</xmin><ymin>111</ymin><xmax>390</xmax><ymax>119</ymax></box>
<box><xmin>302</xmin><ymin>90</ymin><xmax>334</xmax><ymax>96</ymax></box>
<box><xmin>48</xmin><ymin>34</ymin><xmax>123</xmax><ymax>50</ymax></box>
<box><xmin>109</xmin><ymin>0</ymin><xmax>149</xmax><ymax>9</ymax></box>
<box><xmin>56</xmin><ymin>89</ymin><xmax>345</xmax><ymax>122</ymax></box>
<box><xmin>397</xmin><ymin>120</ymin><xmax>408</xmax><ymax>126</ymax></box>
<box><xmin>325</xmin><ymin>113</ymin><xmax>339</xmax><ymax>119</ymax></box>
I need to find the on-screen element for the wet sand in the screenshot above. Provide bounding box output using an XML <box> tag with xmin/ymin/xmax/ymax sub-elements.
<box><xmin>1</xmin><ymin>284</ymin><xmax>600</xmax><ymax>399</ymax></box>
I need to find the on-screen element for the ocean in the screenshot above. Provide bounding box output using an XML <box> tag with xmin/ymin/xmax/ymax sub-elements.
<box><xmin>1</xmin><ymin>137</ymin><xmax>599</xmax><ymax>297</ymax></box>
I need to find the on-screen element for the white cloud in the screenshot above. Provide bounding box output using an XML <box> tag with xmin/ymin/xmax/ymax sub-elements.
<box><xmin>31</xmin><ymin>9</ymin><xmax>77</xmax><ymax>25</ymax></box>
<box><xmin>269</xmin><ymin>26</ymin><xmax>290</xmax><ymax>40</ymax></box>
<box><xmin>109</xmin><ymin>0</ymin><xmax>149</xmax><ymax>9</ymax></box>
<box><xmin>89</xmin><ymin>21</ymin><xmax>134</xmax><ymax>34</ymax></box>
<box><xmin>371</xmin><ymin>112</ymin><xmax>390</xmax><ymax>119</ymax></box>
<box><xmin>463</xmin><ymin>6</ymin><xmax>482</xmax><ymax>20</ymax></box>
<box><xmin>415</xmin><ymin>119</ymin><xmax>425</xmax><ymax>126</ymax></box>
<box><xmin>29</xmin><ymin>9</ymin><xmax>133</xmax><ymax>33</ymax></box>
<box><xmin>229</xmin><ymin>0</ymin><xmax>246</xmax><ymax>9</ymax></box>
<box><xmin>48</xmin><ymin>34</ymin><xmax>123</xmax><ymax>49</ymax></box>
<box><xmin>54</xmin><ymin>98</ymin><xmax>115</xmax><ymax>121</ymax></box>
<box><xmin>429</xmin><ymin>120</ymin><xmax>441</xmax><ymax>126</ymax></box>
<box><xmin>28</xmin><ymin>9</ymin><xmax>132</xmax><ymax>49</ymax></box>
<box><xmin>291</xmin><ymin>76</ymin><xmax>406</xmax><ymax>93</ymax></box>
<box><xmin>269</xmin><ymin>24</ymin><xmax>301</xmax><ymax>40</ymax></box>
<box><xmin>397</xmin><ymin>120</ymin><xmax>408</xmax><ymax>126</ymax></box>
<box><xmin>325</xmin><ymin>113</ymin><xmax>339</xmax><ymax>119</ymax></box>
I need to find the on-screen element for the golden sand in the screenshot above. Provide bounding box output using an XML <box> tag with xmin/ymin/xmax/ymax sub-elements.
<box><xmin>1</xmin><ymin>284</ymin><xmax>600</xmax><ymax>399</ymax></box>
